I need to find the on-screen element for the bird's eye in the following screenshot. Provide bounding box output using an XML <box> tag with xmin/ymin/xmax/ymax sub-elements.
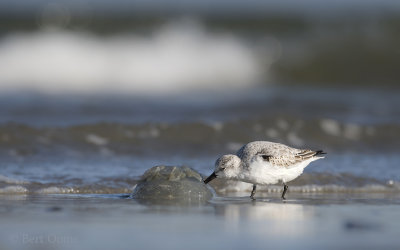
<box><xmin>261</xmin><ymin>155</ymin><xmax>270</xmax><ymax>161</ymax></box>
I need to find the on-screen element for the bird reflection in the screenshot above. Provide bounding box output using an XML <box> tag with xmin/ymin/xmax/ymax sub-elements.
<box><xmin>212</xmin><ymin>199</ymin><xmax>314</xmax><ymax>236</ymax></box>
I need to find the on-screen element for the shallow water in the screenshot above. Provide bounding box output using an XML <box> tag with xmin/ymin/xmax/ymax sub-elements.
<box><xmin>1</xmin><ymin>151</ymin><xmax>400</xmax><ymax>195</ymax></box>
<box><xmin>0</xmin><ymin>86</ymin><xmax>399</xmax><ymax>195</ymax></box>
<box><xmin>1</xmin><ymin>193</ymin><xmax>400</xmax><ymax>250</ymax></box>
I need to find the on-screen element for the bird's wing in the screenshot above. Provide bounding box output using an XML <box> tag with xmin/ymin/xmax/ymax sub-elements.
<box><xmin>237</xmin><ymin>141</ymin><xmax>325</xmax><ymax>168</ymax></box>
<box><xmin>295</xmin><ymin>149</ymin><xmax>318</xmax><ymax>160</ymax></box>
<box><xmin>260</xmin><ymin>149</ymin><xmax>325</xmax><ymax>168</ymax></box>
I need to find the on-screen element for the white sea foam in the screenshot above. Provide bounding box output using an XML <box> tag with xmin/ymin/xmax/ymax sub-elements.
<box><xmin>265</xmin><ymin>128</ymin><xmax>279</xmax><ymax>138</ymax></box>
<box><xmin>0</xmin><ymin>185</ymin><xmax>28</xmax><ymax>194</ymax></box>
<box><xmin>320</xmin><ymin>119</ymin><xmax>341</xmax><ymax>136</ymax></box>
<box><xmin>36</xmin><ymin>186</ymin><xmax>74</xmax><ymax>194</ymax></box>
<box><xmin>286</xmin><ymin>132</ymin><xmax>304</xmax><ymax>146</ymax></box>
<box><xmin>343</xmin><ymin>123</ymin><xmax>362</xmax><ymax>140</ymax></box>
<box><xmin>276</xmin><ymin>119</ymin><xmax>289</xmax><ymax>130</ymax></box>
<box><xmin>86</xmin><ymin>134</ymin><xmax>108</xmax><ymax>146</ymax></box>
<box><xmin>0</xmin><ymin>20</ymin><xmax>269</xmax><ymax>94</ymax></box>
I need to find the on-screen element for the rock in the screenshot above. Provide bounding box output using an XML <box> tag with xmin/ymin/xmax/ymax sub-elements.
<box><xmin>131</xmin><ymin>165</ymin><xmax>213</xmax><ymax>205</ymax></box>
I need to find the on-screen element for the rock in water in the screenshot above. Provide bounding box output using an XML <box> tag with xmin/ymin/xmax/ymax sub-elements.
<box><xmin>131</xmin><ymin>166</ymin><xmax>213</xmax><ymax>204</ymax></box>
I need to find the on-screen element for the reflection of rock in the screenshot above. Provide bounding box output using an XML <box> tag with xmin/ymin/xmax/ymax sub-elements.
<box><xmin>131</xmin><ymin>166</ymin><xmax>213</xmax><ymax>204</ymax></box>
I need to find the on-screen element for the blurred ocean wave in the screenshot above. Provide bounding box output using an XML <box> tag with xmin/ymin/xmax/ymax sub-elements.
<box><xmin>0</xmin><ymin>20</ymin><xmax>269</xmax><ymax>94</ymax></box>
<box><xmin>0</xmin><ymin>117</ymin><xmax>398</xmax><ymax>157</ymax></box>
<box><xmin>1</xmin><ymin>172</ymin><xmax>399</xmax><ymax>195</ymax></box>
<box><xmin>1</xmin><ymin>13</ymin><xmax>400</xmax><ymax>90</ymax></box>
<box><xmin>0</xmin><ymin>85</ymin><xmax>398</xmax><ymax>127</ymax></box>
<box><xmin>0</xmin><ymin>84</ymin><xmax>397</xmax><ymax>195</ymax></box>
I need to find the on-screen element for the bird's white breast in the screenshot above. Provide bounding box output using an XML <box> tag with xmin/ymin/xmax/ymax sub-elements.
<box><xmin>237</xmin><ymin>157</ymin><xmax>318</xmax><ymax>185</ymax></box>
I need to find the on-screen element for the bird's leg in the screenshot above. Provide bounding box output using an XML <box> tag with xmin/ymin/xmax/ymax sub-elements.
<box><xmin>250</xmin><ymin>184</ymin><xmax>257</xmax><ymax>200</ymax></box>
<box><xmin>281</xmin><ymin>183</ymin><xmax>288</xmax><ymax>200</ymax></box>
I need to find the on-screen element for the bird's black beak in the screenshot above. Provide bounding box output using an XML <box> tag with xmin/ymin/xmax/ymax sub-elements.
<box><xmin>204</xmin><ymin>172</ymin><xmax>217</xmax><ymax>184</ymax></box>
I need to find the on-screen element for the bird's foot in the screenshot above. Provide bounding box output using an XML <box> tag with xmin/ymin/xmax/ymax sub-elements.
<box><xmin>250</xmin><ymin>184</ymin><xmax>257</xmax><ymax>201</ymax></box>
<box><xmin>281</xmin><ymin>184</ymin><xmax>288</xmax><ymax>200</ymax></box>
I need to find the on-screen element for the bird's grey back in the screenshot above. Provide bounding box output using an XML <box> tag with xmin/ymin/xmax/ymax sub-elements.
<box><xmin>236</xmin><ymin>141</ymin><xmax>302</xmax><ymax>167</ymax></box>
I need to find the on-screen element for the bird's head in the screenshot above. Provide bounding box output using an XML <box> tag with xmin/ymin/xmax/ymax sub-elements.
<box><xmin>204</xmin><ymin>154</ymin><xmax>241</xmax><ymax>184</ymax></box>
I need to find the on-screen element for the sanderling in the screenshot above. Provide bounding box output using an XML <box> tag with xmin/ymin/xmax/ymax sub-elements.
<box><xmin>204</xmin><ymin>141</ymin><xmax>326</xmax><ymax>200</ymax></box>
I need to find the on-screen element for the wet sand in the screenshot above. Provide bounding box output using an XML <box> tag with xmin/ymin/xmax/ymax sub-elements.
<box><xmin>1</xmin><ymin>193</ymin><xmax>400</xmax><ymax>250</ymax></box>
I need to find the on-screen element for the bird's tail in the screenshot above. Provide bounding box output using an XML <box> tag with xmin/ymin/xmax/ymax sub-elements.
<box><xmin>313</xmin><ymin>150</ymin><xmax>327</xmax><ymax>160</ymax></box>
<box><xmin>314</xmin><ymin>150</ymin><xmax>327</xmax><ymax>156</ymax></box>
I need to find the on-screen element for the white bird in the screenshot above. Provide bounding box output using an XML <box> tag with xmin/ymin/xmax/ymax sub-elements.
<box><xmin>204</xmin><ymin>141</ymin><xmax>326</xmax><ymax>200</ymax></box>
